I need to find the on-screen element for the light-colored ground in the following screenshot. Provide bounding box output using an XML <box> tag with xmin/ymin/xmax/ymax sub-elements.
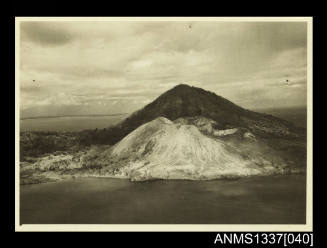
<box><xmin>21</xmin><ymin>116</ymin><xmax>299</xmax><ymax>184</ymax></box>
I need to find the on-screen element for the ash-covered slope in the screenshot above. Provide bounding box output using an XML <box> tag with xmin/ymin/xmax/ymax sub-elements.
<box><xmin>94</xmin><ymin>117</ymin><xmax>288</xmax><ymax>181</ymax></box>
<box><xmin>83</xmin><ymin>84</ymin><xmax>304</xmax><ymax>146</ymax></box>
<box><xmin>21</xmin><ymin>115</ymin><xmax>305</xmax><ymax>183</ymax></box>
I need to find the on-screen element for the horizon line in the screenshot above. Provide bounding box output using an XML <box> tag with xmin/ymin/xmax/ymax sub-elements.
<box><xmin>20</xmin><ymin>113</ymin><xmax>129</xmax><ymax>120</ymax></box>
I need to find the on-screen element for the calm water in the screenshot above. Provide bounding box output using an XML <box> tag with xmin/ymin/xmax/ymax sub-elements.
<box><xmin>256</xmin><ymin>106</ymin><xmax>307</xmax><ymax>128</ymax></box>
<box><xmin>20</xmin><ymin>174</ymin><xmax>306</xmax><ymax>224</ymax></box>
<box><xmin>20</xmin><ymin>115</ymin><xmax>128</xmax><ymax>132</ymax></box>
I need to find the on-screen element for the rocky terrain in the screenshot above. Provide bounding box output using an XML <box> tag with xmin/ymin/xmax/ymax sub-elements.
<box><xmin>20</xmin><ymin>84</ymin><xmax>306</xmax><ymax>184</ymax></box>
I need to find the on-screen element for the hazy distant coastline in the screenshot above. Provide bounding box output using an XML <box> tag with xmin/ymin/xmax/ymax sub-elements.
<box><xmin>20</xmin><ymin>114</ymin><xmax>129</xmax><ymax>132</ymax></box>
<box><xmin>20</xmin><ymin>113</ymin><xmax>129</xmax><ymax>120</ymax></box>
<box><xmin>254</xmin><ymin>106</ymin><xmax>307</xmax><ymax>128</ymax></box>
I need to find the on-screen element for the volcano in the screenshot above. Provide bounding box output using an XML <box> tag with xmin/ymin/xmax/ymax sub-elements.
<box><xmin>81</xmin><ymin>84</ymin><xmax>305</xmax><ymax>146</ymax></box>
<box><xmin>73</xmin><ymin>84</ymin><xmax>306</xmax><ymax>181</ymax></box>
<box><xmin>106</xmin><ymin>117</ymin><xmax>287</xmax><ymax>181</ymax></box>
<box><xmin>25</xmin><ymin>84</ymin><xmax>306</xmax><ymax>183</ymax></box>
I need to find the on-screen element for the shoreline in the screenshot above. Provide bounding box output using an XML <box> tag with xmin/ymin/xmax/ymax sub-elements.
<box><xmin>20</xmin><ymin>169</ymin><xmax>306</xmax><ymax>186</ymax></box>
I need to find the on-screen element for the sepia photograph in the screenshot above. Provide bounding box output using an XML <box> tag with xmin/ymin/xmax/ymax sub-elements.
<box><xmin>15</xmin><ymin>17</ymin><xmax>312</xmax><ymax>232</ymax></box>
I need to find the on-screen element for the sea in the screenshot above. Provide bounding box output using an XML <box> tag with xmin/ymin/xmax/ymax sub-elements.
<box><xmin>20</xmin><ymin>114</ymin><xmax>128</xmax><ymax>132</ymax></box>
<box><xmin>20</xmin><ymin>174</ymin><xmax>306</xmax><ymax>224</ymax></box>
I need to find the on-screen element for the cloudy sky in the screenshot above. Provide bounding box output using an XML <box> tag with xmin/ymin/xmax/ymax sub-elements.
<box><xmin>19</xmin><ymin>20</ymin><xmax>307</xmax><ymax>118</ymax></box>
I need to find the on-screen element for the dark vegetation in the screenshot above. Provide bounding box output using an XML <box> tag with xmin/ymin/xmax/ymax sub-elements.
<box><xmin>20</xmin><ymin>131</ymin><xmax>79</xmax><ymax>161</ymax></box>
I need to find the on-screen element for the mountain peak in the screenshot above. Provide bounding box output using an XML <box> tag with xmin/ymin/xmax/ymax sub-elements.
<box><xmin>173</xmin><ymin>83</ymin><xmax>193</xmax><ymax>89</ymax></box>
<box><xmin>165</xmin><ymin>83</ymin><xmax>196</xmax><ymax>95</ymax></box>
<box><xmin>166</xmin><ymin>83</ymin><xmax>221</xmax><ymax>100</ymax></box>
<box><xmin>81</xmin><ymin>84</ymin><xmax>301</xmax><ymax>146</ymax></box>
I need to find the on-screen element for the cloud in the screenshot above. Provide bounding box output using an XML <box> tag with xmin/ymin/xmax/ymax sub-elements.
<box><xmin>19</xmin><ymin>21</ymin><xmax>308</xmax><ymax>117</ymax></box>
<box><xmin>21</xmin><ymin>22</ymin><xmax>73</xmax><ymax>46</ymax></box>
